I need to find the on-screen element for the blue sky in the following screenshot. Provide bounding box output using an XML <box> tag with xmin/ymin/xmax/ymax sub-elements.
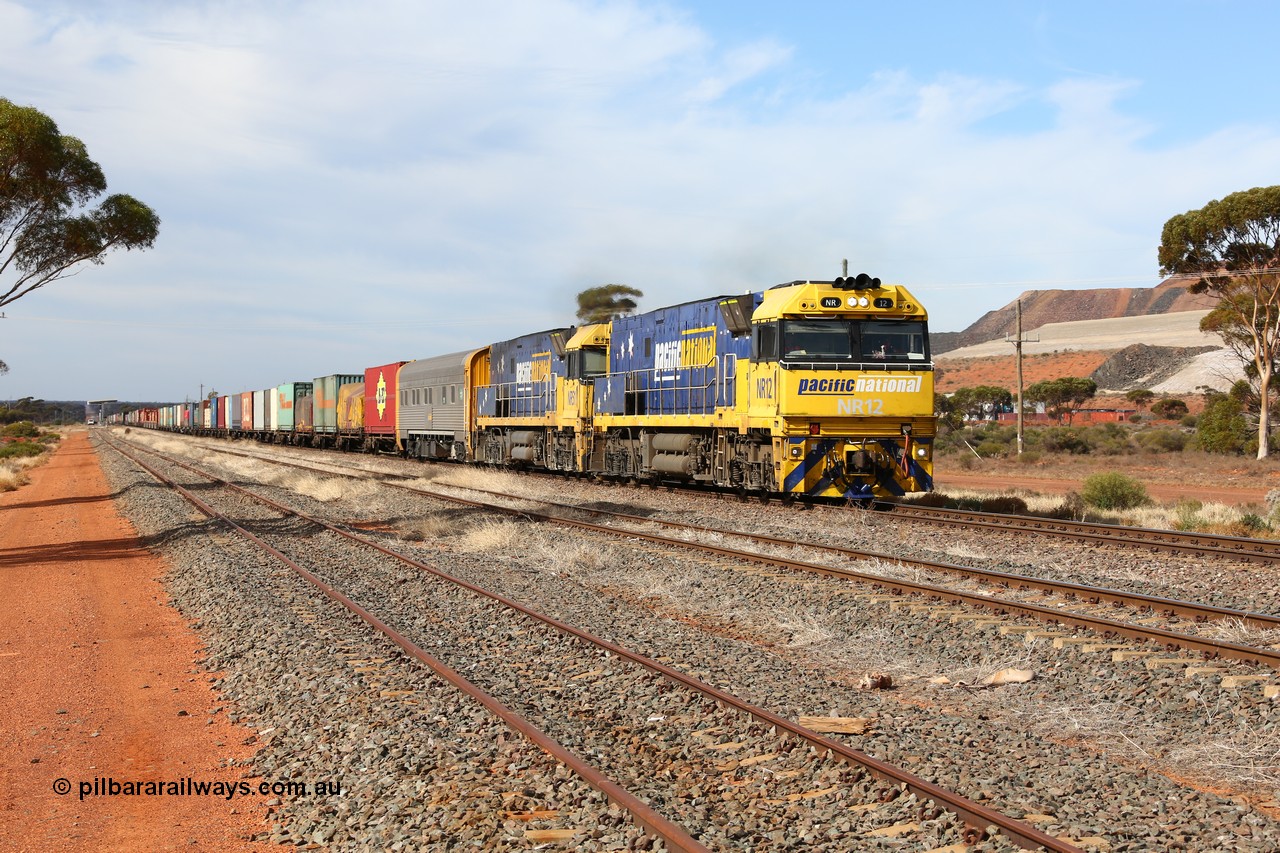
<box><xmin>2</xmin><ymin>0</ymin><xmax>1278</xmax><ymax>401</ymax></box>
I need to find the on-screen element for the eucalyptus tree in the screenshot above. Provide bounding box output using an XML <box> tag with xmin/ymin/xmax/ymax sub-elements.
<box><xmin>1159</xmin><ymin>185</ymin><xmax>1280</xmax><ymax>459</ymax></box>
<box><xmin>1</xmin><ymin>98</ymin><xmax>159</xmax><ymax>310</ymax></box>
<box><xmin>575</xmin><ymin>284</ymin><xmax>643</xmax><ymax>324</ymax></box>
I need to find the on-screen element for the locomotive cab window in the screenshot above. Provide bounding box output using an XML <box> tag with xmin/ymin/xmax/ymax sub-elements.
<box><xmin>780</xmin><ymin>320</ymin><xmax>854</xmax><ymax>361</ymax></box>
<box><xmin>752</xmin><ymin>322</ymin><xmax>779</xmax><ymax>361</ymax></box>
<box><xmin>568</xmin><ymin>347</ymin><xmax>608</xmax><ymax>380</ymax></box>
<box><xmin>859</xmin><ymin>320</ymin><xmax>928</xmax><ymax>362</ymax></box>
<box><xmin>776</xmin><ymin>319</ymin><xmax>929</xmax><ymax>366</ymax></box>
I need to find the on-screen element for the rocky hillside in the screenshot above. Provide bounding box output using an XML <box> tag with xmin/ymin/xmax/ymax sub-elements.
<box><xmin>933</xmin><ymin>288</ymin><xmax>1241</xmax><ymax>396</ymax></box>
<box><xmin>934</xmin><ymin>278</ymin><xmax>1216</xmax><ymax>354</ymax></box>
<box><xmin>1089</xmin><ymin>343</ymin><xmax>1220</xmax><ymax>391</ymax></box>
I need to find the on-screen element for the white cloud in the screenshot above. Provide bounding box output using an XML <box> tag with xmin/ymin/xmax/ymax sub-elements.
<box><xmin>2</xmin><ymin>0</ymin><xmax>1279</xmax><ymax>399</ymax></box>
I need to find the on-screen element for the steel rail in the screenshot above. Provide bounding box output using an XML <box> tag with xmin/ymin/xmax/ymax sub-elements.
<box><xmin>106</xmin><ymin>433</ymin><xmax>1080</xmax><ymax>852</ymax></box>
<box><xmin>877</xmin><ymin>502</ymin><xmax>1280</xmax><ymax>564</ymax></box>
<box><xmin>171</xmin><ymin>438</ymin><xmax>1280</xmax><ymax>635</ymax></box>
<box><xmin>102</xmin><ymin>437</ymin><xmax>711</xmax><ymax>853</ymax></box>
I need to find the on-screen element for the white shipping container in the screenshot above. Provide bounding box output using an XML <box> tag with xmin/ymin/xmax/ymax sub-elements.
<box><xmin>253</xmin><ymin>390</ymin><xmax>267</xmax><ymax>433</ymax></box>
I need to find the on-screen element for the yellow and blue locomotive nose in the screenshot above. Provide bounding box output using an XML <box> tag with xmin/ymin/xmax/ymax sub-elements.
<box><xmin>781</xmin><ymin>436</ymin><xmax>932</xmax><ymax>499</ymax></box>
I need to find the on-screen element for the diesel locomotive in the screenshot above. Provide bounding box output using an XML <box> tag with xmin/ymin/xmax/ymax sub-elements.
<box><xmin>127</xmin><ymin>273</ymin><xmax>934</xmax><ymax>499</ymax></box>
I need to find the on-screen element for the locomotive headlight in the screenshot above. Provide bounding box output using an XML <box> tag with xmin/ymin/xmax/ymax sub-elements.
<box><xmin>790</xmin><ymin>445</ymin><xmax>803</xmax><ymax>458</ymax></box>
<box><xmin>858</xmin><ymin>297</ymin><xmax>869</xmax><ymax>307</ymax></box>
<box><xmin>916</xmin><ymin>447</ymin><xmax>927</xmax><ymax>457</ymax></box>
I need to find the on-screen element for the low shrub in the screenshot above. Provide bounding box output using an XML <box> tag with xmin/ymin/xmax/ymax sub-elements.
<box><xmin>1173</xmin><ymin>499</ymin><xmax>1203</xmax><ymax>531</ymax></box>
<box><xmin>1135</xmin><ymin>429</ymin><xmax>1188</xmax><ymax>453</ymax></box>
<box><xmin>901</xmin><ymin>492</ymin><xmax>952</xmax><ymax>508</ymax></box>
<box><xmin>2</xmin><ymin>421</ymin><xmax>39</xmax><ymax>438</ymax></box>
<box><xmin>1151</xmin><ymin>398</ymin><xmax>1189</xmax><ymax>419</ymax></box>
<box><xmin>1017</xmin><ymin>450</ymin><xmax>1041</xmax><ymax>465</ymax></box>
<box><xmin>1239</xmin><ymin>513</ymin><xmax>1271</xmax><ymax>533</ymax></box>
<box><xmin>0</xmin><ymin>441</ymin><xmax>45</xmax><ymax>460</ymax></box>
<box><xmin>1045</xmin><ymin>492</ymin><xmax>1088</xmax><ymax>520</ymax></box>
<box><xmin>1080</xmin><ymin>472</ymin><xmax>1149</xmax><ymax>510</ymax></box>
<box><xmin>1036</xmin><ymin>427</ymin><xmax>1092</xmax><ymax>455</ymax></box>
<box><xmin>975</xmin><ymin>440</ymin><xmax>1008</xmax><ymax>458</ymax></box>
<box><xmin>977</xmin><ymin>495</ymin><xmax>1029</xmax><ymax>515</ymax></box>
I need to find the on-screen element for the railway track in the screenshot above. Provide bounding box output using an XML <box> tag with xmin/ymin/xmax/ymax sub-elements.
<box><xmin>876</xmin><ymin>501</ymin><xmax>1280</xmax><ymax>564</ymax></box>
<box><xmin>102</xmin><ymin>432</ymin><xmax>1072</xmax><ymax>851</ymax></box>
<box><xmin>137</xmin><ymin>432</ymin><xmax>1280</xmax><ymax>673</ymax></box>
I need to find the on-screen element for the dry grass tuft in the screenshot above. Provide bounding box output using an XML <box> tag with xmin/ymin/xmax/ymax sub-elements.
<box><xmin>401</xmin><ymin>513</ymin><xmax>455</xmax><ymax>542</ymax></box>
<box><xmin>433</xmin><ymin>467</ymin><xmax>553</xmax><ymax>502</ymax></box>
<box><xmin>0</xmin><ymin>462</ymin><xmax>31</xmax><ymax>492</ymax></box>
<box><xmin>528</xmin><ymin>538</ymin><xmax>607</xmax><ymax>572</ymax></box>
<box><xmin>1202</xmin><ymin>618</ymin><xmax>1280</xmax><ymax>647</ymax></box>
<box><xmin>1167</xmin><ymin>737</ymin><xmax>1280</xmax><ymax>790</ymax></box>
<box><xmin>286</xmin><ymin>472</ymin><xmax>379</xmax><ymax>503</ymax></box>
<box><xmin>458</xmin><ymin>519</ymin><xmax>527</xmax><ymax>553</ymax></box>
<box><xmin>0</xmin><ymin>445</ymin><xmax>56</xmax><ymax>491</ymax></box>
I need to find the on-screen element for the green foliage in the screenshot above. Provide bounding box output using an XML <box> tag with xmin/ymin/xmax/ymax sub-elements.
<box><xmin>1024</xmin><ymin>376</ymin><xmax>1097</xmax><ymax>423</ymax></box>
<box><xmin>0</xmin><ymin>440</ymin><xmax>46</xmax><ymax>459</ymax></box>
<box><xmin>1088</xmin><ymin>422</ymin><xmax>1133</xmax><ymax>455</ymax></box>
<box><xmin>1033</xmin><ymin>426</ymin><xmax>1093</xmax><ymax>455</ymax></box>
<box><xmin>1239</xmin><ymin>513</ymin><xmax>1271</xmax><ymax>533</ymax></box>
<box><xmin>1080</xmin><ymin>472</ymin><xmax>1149</xmax><ymax>510</ymax></box>
<box><xmin>1159</xmin><ymin>185</ymin><xmax>1280</xmax><ymax>460</ymax></box>
<box><xmin>1172</xmin><ymin>499</ymin><xmax>1203</xmax><ymax>531</ymax></box>
<box><xmin>1125</xmin><ymin>389</ymin><xmax>1155</xmax><ymax>408</ymax></box>
<box><xmin>1134</xmin><ymin>428</ymin><xmax>1188</xmax><ymax>453</ymax></box>
<box><xmin>575</xmin><ymin>284</ymin><xmax>643</xmax><ymax>324</ymax></box>
<box><xmin>1149</xmin><ymin>398</ymin><xmax>1189</xmax><ymax>419</ymax></box>
<box><xmin>2</xmin><ymin>420</ymin><xmax>39</xmax><ymax>437</ymax></box>
<box><xmin>948</xmin><ymin>385</ymin><xmax>1013</xmax><ymax>420</ymax></box>
<box><xmin>0</xmin><ymin>98</ymin><xmax>160</xmax><ymax>310</ymax></box>
<box><xmin>1017</xmin><ymin>450</ymin><xmax>1041</xmax><ymax>464</ymax></box>
<box><xmin>1180</xmin><ymin>414</ymin><xmax>1198</xmax><ymax>428</ymax></box>
<box><xmin>934</xmin><ymin>393</ymin><xmax>964</xmax><ymax>431</ymax></box>
<box><xmin>1195</xmin><ymin>392</ymin><xmax>1250</xmax><ymax>454</ymax></box>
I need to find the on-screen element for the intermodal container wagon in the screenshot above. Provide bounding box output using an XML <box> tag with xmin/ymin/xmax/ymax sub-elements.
<box><xmin>314</xmin><ymin>374</ymin><xmax>362</xmax><ymax>435</ymax></box>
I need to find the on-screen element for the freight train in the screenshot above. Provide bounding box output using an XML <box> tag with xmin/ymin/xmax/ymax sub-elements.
<box><xmin>116</xmin><ymin>274</ymin><xmax>935</xmax><ymax>499</ymax></box>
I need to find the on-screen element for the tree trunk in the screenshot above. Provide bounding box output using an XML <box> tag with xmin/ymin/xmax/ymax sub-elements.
<box><xmin>1258</xmin><ymin>369</ymin><xmax>1271</xmax><ymax>460</ymax></box>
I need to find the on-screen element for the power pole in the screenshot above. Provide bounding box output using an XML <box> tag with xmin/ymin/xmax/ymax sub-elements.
<box><xmin>1005</xmin><ymin>300</ymin><xmax>1038</xmax><ymax>456</ymax></box>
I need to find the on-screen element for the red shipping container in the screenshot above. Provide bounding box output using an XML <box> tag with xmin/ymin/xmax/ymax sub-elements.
<box><xmin>364</xmin><ymin>362</ymin><xmax>410</xmax><ymax>435</ymax></box>
<box><xmin>241</xmin><ymin>392</ymin><xmax>254</xmax><ymax>430</ymax></box>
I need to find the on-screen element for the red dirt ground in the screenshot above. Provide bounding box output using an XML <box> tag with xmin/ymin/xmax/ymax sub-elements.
<box><xmin>0</xmin><ymin>432</ymin><xmax>268</xmax><ymax>852</ymax></box>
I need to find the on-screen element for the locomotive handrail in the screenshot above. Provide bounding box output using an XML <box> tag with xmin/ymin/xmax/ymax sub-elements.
<box><xmin>780</xmin><ymin>358</ymin><xmax>934</xmax><ymax>372</ymax></box>
<box><xmin>474</xmin><ymin>376</ymin><xmax>556</xmax><ymax>418</ymax></box>
<box><xmin>619</xmin><ymin>357</ymin><xmax>719</xmax><ymax>416</ymax></box>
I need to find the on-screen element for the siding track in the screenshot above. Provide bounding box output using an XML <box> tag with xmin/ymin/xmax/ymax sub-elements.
<box><xmin>102</xmin><ymin>432</ymin><xmax>1071</xmax><ymax>851</ymax></box>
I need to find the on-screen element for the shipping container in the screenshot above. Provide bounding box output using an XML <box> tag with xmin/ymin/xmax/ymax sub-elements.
<box><xmin>239</xmin><ymin>392</ymin><xmax>253</xmax><ymax>430</ymax></box>
<box><xmin>337</xmin><ymin>383</ymin><xmax>365</xmax><ymax>432</ymax></box>
<box><xmin>253</xmin><ymin>390</ymin><xmax>268</xmax><ymax>434</ymax></box>
<box><xmin>313</xmin><ymin>373</ymin><xmax>362</xmax><ymax>434</ymax></box>
<box><xmin>295</xmin><ymin>393</ymin><xmax>314</xmax><ymax>434</ymax></box>
<box><xmin>364</xmin><ymin>362</ymin><xmax>410</xmax><ymax>438</ymax></box>
<box><xmin>275</xmin><ymin>382</ymin><xmax>313</xmax><ymax>433</ymax></box>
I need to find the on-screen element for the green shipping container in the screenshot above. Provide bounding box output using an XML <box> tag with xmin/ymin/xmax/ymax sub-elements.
<box><xmin>313</xmin><ymin>374</ymin><xmax>362</xmax><ymax>434</ymax></box>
